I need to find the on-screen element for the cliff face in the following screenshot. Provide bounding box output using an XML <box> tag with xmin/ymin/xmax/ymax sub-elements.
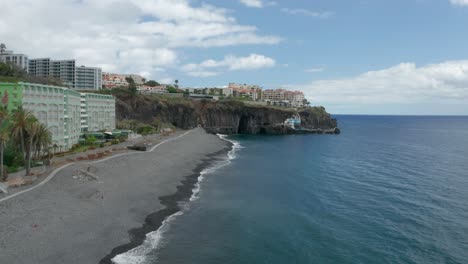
<box><xmin>116</xmin><ymin>96</ymin><xmax>198</xmax><ymax>129</ymax></box>
<box><xmin>115</xmin><ymin>94</ymin><xmax>338</xmax><ymax>135</ymax></box>
<box><xmin>197</xmin><ymin>101</ymin><xmax>292</xmax><ymax>134</ymax></box>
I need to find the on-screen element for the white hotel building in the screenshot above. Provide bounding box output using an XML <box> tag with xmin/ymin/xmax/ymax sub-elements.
<box><xmin>0</xmin><ymin>50</ymin><xmax>29</xmax><ymax>72</ymax></box>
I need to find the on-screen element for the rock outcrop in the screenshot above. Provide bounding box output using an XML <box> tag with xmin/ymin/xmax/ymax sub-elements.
<box><xmin>115</xmin><ymin>94</ymin><xmax>339</xmax><ymax>135</ymax></box>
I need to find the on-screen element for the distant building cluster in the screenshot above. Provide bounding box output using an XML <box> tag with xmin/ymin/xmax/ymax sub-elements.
<box><xmin>103</xmin><ymin>72</ymin><xmax>174</xmax><ymax>94</ymax></box>
<box><xmin>139</xmin><ymin>84</ymin><xmax>168</xmax><ymax>94</ymax></box>
<box><xmin>102</xmin><ymin>72</ymin><xmax>145</xmax><ymax>89</ymax></box>
<box><xmin>1</xmin><ymin>48</ymin><xmax>102</xmax><ymax>90</ymax></box>
<box><xmin>224</xmin><ymin>83</ymin><xmax>262</xmax><ymax>101</ymax></box>
<box><xmin>188</xmin><ymin>83</ymin><xmax>306</xmax><ymax>107</ymax></box>
<box><xmin>262</xmin><ymin>89</ymin><xmax>305</xmax><ymax>107</ymax></box>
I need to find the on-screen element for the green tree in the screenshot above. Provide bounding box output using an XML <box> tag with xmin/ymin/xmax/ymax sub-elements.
<box><xmin>174</xmin><ymin>79</ymin><xmax>179</xmax><ymax>88</ymax></box>
<box><xmin>145</xmin><ymin>80</ymin><xmax>160</xmax><ymax>87</ymax></box>
<box><xmin>166</xmin><ymin>85</ymin><xmax>178</xmax><ymax>93</ymax></box>
<box><xmin>126</xmin><ymin>76</ymin><xmax>138</xmax><ymax>96</ymax></box>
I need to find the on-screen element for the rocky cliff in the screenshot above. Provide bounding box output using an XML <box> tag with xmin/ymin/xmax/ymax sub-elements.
<box><xmin>115</xmin><ymin>94</ymin><xmax>339</xmax><ymax>135</ymax></box>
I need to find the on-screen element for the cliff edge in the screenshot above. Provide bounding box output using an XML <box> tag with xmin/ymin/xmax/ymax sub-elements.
<box><xmin>115</xmin><ymin>93</ymin><xmax>339</xmax><ymax>135</ymax></box>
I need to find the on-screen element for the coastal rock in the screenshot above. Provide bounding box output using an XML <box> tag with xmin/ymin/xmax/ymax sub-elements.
<box><xmin>115</xmin><ymin>95</ymin><xmax>339</xmax><ymax>135</ymax></box>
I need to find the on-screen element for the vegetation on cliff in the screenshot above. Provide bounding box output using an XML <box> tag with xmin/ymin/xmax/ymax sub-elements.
<box><xmin>107</xmin><ymin>89</ymin><xmax>338</xmax><ymax>135</ymax></box>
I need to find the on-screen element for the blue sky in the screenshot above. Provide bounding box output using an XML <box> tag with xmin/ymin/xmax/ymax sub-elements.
<box><xmin>2</xmin><ymin>0</ymin><xmax>468</xmax><ymax>114</ymax></box>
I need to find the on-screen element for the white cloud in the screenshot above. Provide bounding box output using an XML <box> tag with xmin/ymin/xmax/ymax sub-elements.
<box><xmin>281</xmin><ymin>8</ymin><xmax>332</xmax><ymax>18</ymax></box>
<box><xmin>305</xmin><ymin>68</ymin><xmax>324</xmax><ymax>73</ymax></box>
<box><xmin>450</xmin><ymin>0</ymin><xmax>468</xmax><ymax>6</ymax></box>
<box><xmin>239</xmin><ymin>0</ymin><xmax>276</xmax><ymax>8</ymax></box>
<box><xmin>159</xmin><ymin>77</ymin><xmax>175</xmax><ymax>84</ymax></box>
<box><xmin>240</xmin><ymin>0</ymin><xmax>264</xmax><ymax>8</ymax></box>
<box><xmin>186</xmin><ymin>71</ymin><xmax>220</xmax><ymax>77</ymax></box>
<box><xmin>182</xmin><ymin>54</ymin><xmax>276</xmax><ymax>77</ymax></box>
<box><xmin>287</xmin><ymin>60</ymin><xmax>468</xmax><ymax>106</ymax></box>
<box><xmin>0</xmin><ymin>0</ymin><xmax>280</xmax><ymax>80</ymax></box>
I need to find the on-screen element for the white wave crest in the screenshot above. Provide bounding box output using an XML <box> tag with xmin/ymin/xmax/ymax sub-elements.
<box><xmin>217</xmin><ymin>134</ymin><xmax>243</xmax><ymax>160</ymax></box>
<box><xmin>112</xmin><ymin>134</ymin><xmax>242</xmax><ymax>264</ymax></box>
<box><xmin>112</xmin><ymin>211</ymin><xmax>184</xmax><ymax>264</ymax></box>
<box><xmin>189</xmin><ymin>134</ymin><xmax>241</xmax><ymax>202</ymax></box>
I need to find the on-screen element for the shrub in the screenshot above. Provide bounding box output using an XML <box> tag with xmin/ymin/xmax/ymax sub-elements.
<box><xmin>85</xmin><ymin>135</ymin><xmax>97</xmax><ymax>146</ymax></box>
<box><xmin>6</xmin><ymin>165</ymin><xmax>18</xmax><ymax>173</ymax></box>
<box><xmin>71</xmin><ymin>144</ymin><xmax>81</xmax><ymax>150</ymax></box>
<box><xmin>117</xmin><ymin>135</ymin><xmax>128</xmax><ymax>142</ymax></box>
<box><xmin>136</xmin><ymin>125</ymin><xmax>156</xmax><ymax>135</ymax></box>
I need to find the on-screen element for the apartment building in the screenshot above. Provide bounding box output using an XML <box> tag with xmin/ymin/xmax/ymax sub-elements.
<box><xmin>102</xmin><ymin>72</ymin><xmax>145</xmax><ymax>89</ymax></box>
<box><xmin>139</xmin><ymin>85</ymin><xmax>167</xmax><ymax>94</ymax></box>
<box><xmin>29</xmin><ymin>58</ymin><xmax>102</xmax><ymax>90</ymax></box>
<box><xmin>263</xmin><ymin>89</ymin><xmax>286</xmax><ymax>101</ymax></box>
<box><xmin>225</xmin><ymin>83</ymin><xmax>262</xmax><ymax>100</ymax></box>
<box><xmin>0</xmin><ymin>82</ymin><xmax>115</xmax><ymax>150</ymax></box>
<box><xmin>284</xmin><ymin>90</ymin><xmax>305</xmax><ymax>107</ymax></box>
<box><xmin>262</xmin><ymin>89</ymin><xmax>305</xmax><ymax>107</ymax></box>
<box><xmin>51</xmin><ymin>60</ymin><xmax>76</xmax><ymax>88</ymax></box>
<box><xmin>76</xmin><ymin>66</ymin><xmax>102</xmax><ymax>90</ymax></box>
<box><xmin>28</xmin><ymin>58</ymin><xmax>51</xmax><ymax>77</ymax></box>
<box><xmin>29</xmin><ymin>58</ymin><xmax>76</xmax><ymax>87</ymax></box>
<box><xmin>0</xmin><ymin>50</ymin><xmax>29</xmax><ymax>72</ymax></box>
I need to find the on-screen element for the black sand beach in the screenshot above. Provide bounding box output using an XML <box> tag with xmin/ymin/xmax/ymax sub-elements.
<box><xmin>0</xmin><ymin>128</ymin><xmax>229</xmax><ymax>264</ymax></box>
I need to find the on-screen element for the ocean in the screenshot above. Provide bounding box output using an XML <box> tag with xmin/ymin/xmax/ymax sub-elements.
<box><xmin>114</xmin><ymin>115</ymin><xmax>468</xmax><ymax>264</ymax></box>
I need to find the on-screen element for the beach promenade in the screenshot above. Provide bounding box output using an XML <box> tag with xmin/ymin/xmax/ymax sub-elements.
<box><xmin>0</xmin><ymin>128</ymin><xmax>229</xmax><ymax>264</ymax></box>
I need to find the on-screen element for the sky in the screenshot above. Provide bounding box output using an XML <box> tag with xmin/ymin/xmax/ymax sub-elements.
<box><xmin>1</xmin><ymin>0</ymin><xmax>468</xmax><ymax>115</ymax></box>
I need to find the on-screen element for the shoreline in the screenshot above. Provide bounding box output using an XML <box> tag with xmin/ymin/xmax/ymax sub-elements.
<box><xmin>100</xmin><ymin>144</ymin><xmax>232</xmax><ymax>263</ymax></box>
<box><xmin>0</xmin><ymin>128</ymin><xmax>230</xmax><ymax>264</ymax></box>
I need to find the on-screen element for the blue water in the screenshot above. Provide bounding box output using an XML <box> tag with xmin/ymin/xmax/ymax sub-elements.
<box><xmin>145</xmin><ymin>116</ymin><xmax>468</xmax><ymax>263</ymax></box>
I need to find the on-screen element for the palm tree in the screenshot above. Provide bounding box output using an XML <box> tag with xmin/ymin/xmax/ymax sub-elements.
<box><xmin>175</xmin><ymin>79</ymin><xmax>179</xmax><ymax>88</ymax></box>
<box><xmin>0</xmin><ymin>108</ymin><xmax>10</xmax><ymax>181</ymax></box>
<box><xmin>33</xmin><ymin>123</ymin><xmax>52</xmax><ymax>161</ymax></box>
<box><xmin>11</xmin><ymin>107</ymin><xmax>35</xmax><ymax>162</ymax></box>
<box><xmin>0</xmin><ymin>43</ymin><xmax>6</xmax><ymax>55</ymax></box>
<box><xmin>24</xmin><ymin>121</ymin><xmax>41</xmax><ymax>175</ymax></box>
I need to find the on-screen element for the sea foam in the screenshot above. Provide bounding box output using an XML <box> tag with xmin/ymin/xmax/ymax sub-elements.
<box><xmin>112</xmin><ymin>134</ymin><xmax>241</xmax><ymax>264</ymax></box>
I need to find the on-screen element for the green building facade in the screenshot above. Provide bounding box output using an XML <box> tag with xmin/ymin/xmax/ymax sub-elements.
<box><xmin>0</xmin><ymin>82</ymin><xmax>116</xmax><ymax>150</ymax></box>
<box><xmin>0</xmin><ymin>83</ymin><xmax>24</xmax><ymax>112</ymax></box>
